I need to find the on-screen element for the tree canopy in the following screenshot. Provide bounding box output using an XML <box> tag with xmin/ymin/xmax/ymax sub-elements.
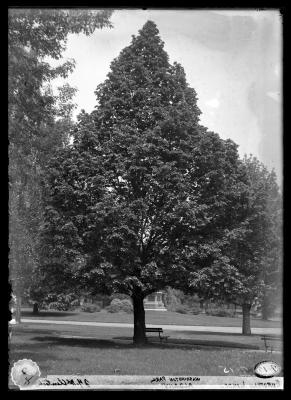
<box><xmin>8</xmin><ymin>8</ymin><xmax>113</xmax><ymax>319</ymax></box>
<box><xmin>40</xmin><ymin>21</ymin><xmax>247</xmax><ymax>343</ymax></box>
<box><xmin>190</xmin><ymin>155</ymin><xmax>282</xmax><ymax>333</ymax></box>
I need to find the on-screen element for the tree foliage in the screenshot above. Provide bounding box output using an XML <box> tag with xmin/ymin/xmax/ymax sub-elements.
<box><xmin>9</xmin><ymin>8</ymin><xmax>113</xmax><ymax>154</ymax></box>
<box><xmin>40</xmin><ymin>21</ymin><xmax>245</xmax><ymax>342</ymax></box>
<box><xmin>190</xmin><ymin>155</ymin><xmax>282</xmax><ymax>331</ymax></box>
<box><xmin>8</xmin><ymin>8</ymin><xmax>113</xmax><ymax>312</ymax></box>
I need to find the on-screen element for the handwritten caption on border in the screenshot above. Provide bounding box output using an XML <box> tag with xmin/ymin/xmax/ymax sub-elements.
<box><xmin>21</xmin><ymin>375</ymin><xmax>283</xmax><ymax>390</ymax></box>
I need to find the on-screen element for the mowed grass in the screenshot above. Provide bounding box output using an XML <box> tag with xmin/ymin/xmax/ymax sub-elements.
<box><xmin>9</xmin><ymin>323</ymin><xmax>283</xmax><ymax>378</ymax></box>
<box><xmin>21</xmin><ymin>308</ymin><xmax>281</xmax><ymax>328</ymax></box>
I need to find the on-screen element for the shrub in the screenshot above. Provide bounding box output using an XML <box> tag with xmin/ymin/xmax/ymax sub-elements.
<box><xmin>106</xmin><ymin>300</ymin><xmax>120</xmax><ymax>313</ymax></box>
<box><xmin>164</xmin><ymin>287</ymin><xmax>183</xmax><ymax>311</ymax></box>
<box><xmin>189</xmin><ymin>306</ymin><xmax>201</xmax><ymax>315</ymax></box>
<box><xmin>70</xmin><ymin>299</ymin><xmax>80</xmax><ymax>308</ymax></box>
<box><xmin>110</xmin><ymin>293</ymin><xmax>131</xmax><ymax>301</ymax></box>
<box><xmin>175</xmin><ymin>305</ymin><xmax>189</xmax><ymax>314</ymax></box>
<box><xmin>183</xmin><ymin>294</ymin><xmax>201</xmax><ymax>309</ymax></box>
<box><xmin>87</xmin><ymin>294</ymin><xmax>111</xmax><ymax>308</ymax></box>
<box><xmin>206</xmin><ymin>308</ymin><xmax>235</xmax><ymax>318</ymax></box>
<box><xmin>120</xmin><ymin>299</ymin><xmax>133</xmax><ymax>313</ymax></box>
<box><xmin>47</xmin><ymin>301</ymin><xmax>70</xmax><ymax>311</ymax></box>
<box><xmin>106</xmin><ymin>298</ymin><xmax>133</xmax><ymax>313</ymax></box>
<box><xmin>43</xmin><ymin>293</ymin><xmax>80</xmax><ymax>311</ymax></box>
<box><xmin>81</xmin><ymin>303</ymin><xmax>101</xmax><ymax>313</ymax></box>
<box><xmin>174</xmin><ymin>304</ymin><xmax>200</xmax><ymax>314</ymax></box>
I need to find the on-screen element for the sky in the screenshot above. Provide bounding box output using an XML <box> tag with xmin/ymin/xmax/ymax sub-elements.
<box><xmin>50</xmin><ymin>9</ymin><xmax>282</xmax><ymax>186</ymax></box>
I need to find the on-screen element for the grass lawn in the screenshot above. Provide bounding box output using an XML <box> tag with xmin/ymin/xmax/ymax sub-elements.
<box><xmin>21</xmin><ymin>308</ymin><xmax>281</xmax><ymax>328</ymax></box>
<box><xmin>9</xmin><ymin>323</ymin><xmax>283</xmax><ymax>380</ymax></box>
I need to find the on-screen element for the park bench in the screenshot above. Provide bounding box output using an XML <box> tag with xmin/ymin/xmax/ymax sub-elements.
<box><xmin>261</xmin><ymin>335</ymin><xmax>282</xmax><ymax>353</ymax></box>
<box><xmin>146</xmin><ymin>327</ymin><xmax>170</xmax><ymax>342</ymax></box>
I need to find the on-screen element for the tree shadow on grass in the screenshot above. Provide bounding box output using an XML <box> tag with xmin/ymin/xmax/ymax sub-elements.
<box><xmin>176</xmin><ymin>330</ymin><xmax>265</xmax><ymax>338</ymax></box>
<box><xmin>114</xmin><ymin>336</ymin><xmax>260</xmax><ymax>350</ymax></box>
<box><xmin>30</xmin><ymin>335</ymin><xmax>260</xmax><ymax>351</ymax></box>
<box><xmin>32</xmin><ymin>336</ymin><xmax>135</xmax><ymax>349</ymax></box>
<box><xmin>22</xmin><ymin>310</ymin><xmax>77</xmax><ymax>318</ymax></box>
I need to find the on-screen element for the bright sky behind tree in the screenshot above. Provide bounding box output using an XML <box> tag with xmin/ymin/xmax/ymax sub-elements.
<box><xmin>50</xmin><ymin>8</ymin><xmax>282</xmax><ymax>185</ymax></box>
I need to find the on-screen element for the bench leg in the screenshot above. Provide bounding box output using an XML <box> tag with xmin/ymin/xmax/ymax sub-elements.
<box><xmin>267</xmin><ymin>345</ymin><xmax>273</xmax><ymax>353</ymax></box>
<box><xmin>263</xmin><ymin>339</ymin><xmax>268</xmax><ymax>352</ymax></box>
<box><xmin>266</xmin><ymin>344</ymin><xmax>270</xmax><ymax>353</ymax></box>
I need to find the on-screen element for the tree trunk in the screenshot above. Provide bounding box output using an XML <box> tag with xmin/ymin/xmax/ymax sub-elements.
<box><xmin>242</xmin><ymin>303</ymin><xmax>251</xmax><ymax>335</ymax></box>
<box><xmin>261</xmin><ymin>290</ymin><xmax>270</xmax><ymax>320</ymax></box>
<box><xmin>262</xmin><ymin>304</ymin><xmax>269</xmax><ymax>320</ymax></box>
<box><xmin>132</xmin><ymin>295</ymin><xmax>147</xmax><ymax>345</ymax></box>
<box><xmin>15</xmin><ymin>295</ymin><xmax>21</xmax><ymax>324</ymax></box>
<box><xmin>33</xmin><ymin>302</ymin><xmax>39</xmax><ymax>315</ymax></box>
<box><xmin>205</xmin><ymin>299</ymin><xmax>209</xmax><ymax>313</ymax></box>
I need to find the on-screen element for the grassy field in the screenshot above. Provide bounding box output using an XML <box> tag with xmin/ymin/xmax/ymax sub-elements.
<box><xmin>10</xmin><ymin>309</ymin><xmax>282</xmax><ymax>385</ymax></box>
<box><xmin>9</xmin><ymin>322</ymin><xmax>283</xmax><ymax>379</ymax></box>
<box><xmin>21</xmin><ymin>308</ymin><xmax>281</xmax><ymax>328</ymax></box>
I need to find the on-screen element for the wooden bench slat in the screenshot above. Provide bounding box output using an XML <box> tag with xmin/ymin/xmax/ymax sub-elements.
<box><xmin>146</xmin><ymin>328</ymin><xmax>163</xmax><ymax>331</ymax></box>
<box><xmin>145</xmin><ymin>327</ymin><xmax>169</xmax><ymax>342</ymax></box>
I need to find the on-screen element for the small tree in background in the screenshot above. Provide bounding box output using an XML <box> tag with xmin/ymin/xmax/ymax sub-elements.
<box><xmin>39</xmin><ymin>21</ymin><xmax>246</xmax><ymax>344</ymax></box>
<box><xmin>190</xmin><ymin>156</ymin><xmax>282</xmax><ymax>334</ymax></box>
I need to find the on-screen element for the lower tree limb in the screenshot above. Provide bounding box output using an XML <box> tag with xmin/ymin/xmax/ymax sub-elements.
<box><xmin>132</xmin><ymin>295</ymin><xmax>147</xmax><ymax>345</ymax></box>
<box><xmin>242</xmin><ymin>303</ymin><xmax>252</xmax><ymax>335</ymax></box>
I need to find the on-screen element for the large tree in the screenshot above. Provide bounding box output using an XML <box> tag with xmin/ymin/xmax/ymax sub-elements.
<box><xmin>40</xmin><ymin>21</ymin><xmax>245</xmax><ymax>344</ymax></box>
<box><xmin>190</xmin><ymin>156</ymin><xmax>282</xmax><ymax>334</ymax></box>
<box><xmin>8</xmin><ymin>8</ymin><xmax>113</xmax><ymax>321</ymax></box>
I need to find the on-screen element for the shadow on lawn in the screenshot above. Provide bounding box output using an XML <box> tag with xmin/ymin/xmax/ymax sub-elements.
<box><xmin>30</xmin><ymin>335</ymin><xmax>260</xmax><ymax>351</ymax></box>
<box><xmin>114</xmin><ymin>337</ymin><xmax>260</xmax><ymax>350</ymax></box>
<box><xmin>177</xmin><ymin>330</ymin><xmax>264</xmax><ymax>337</ymax></box>
<box><xmin>22</xmin><ymin>310</ymin><xmax>77</xmax><ymax>318</ymax></box>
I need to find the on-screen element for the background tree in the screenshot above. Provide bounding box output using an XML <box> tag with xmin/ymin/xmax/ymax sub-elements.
<box><xmin>258</xmin><ymin>166</ymin><xmax>282</xmax><ymax>320</ymax></box>
<box><xmin>190</xmin><ymin>155</ymin><xmax>282</xmax><ymax>334</ymax></box>
<box><xmin>8</xmin><ymin>8</ymin><xmax>113</xmax><ymax>321</ymax></box>
<box><xmin>39</xmin><ymin>21</ymin><xmax>245</xmax><ymax>344</ymax></box>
